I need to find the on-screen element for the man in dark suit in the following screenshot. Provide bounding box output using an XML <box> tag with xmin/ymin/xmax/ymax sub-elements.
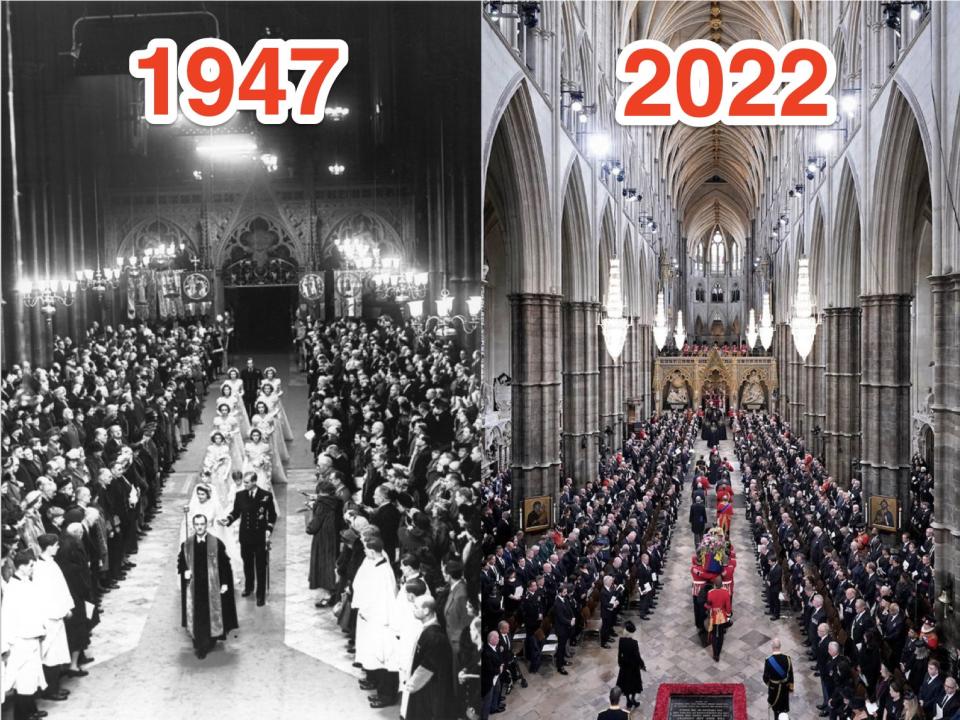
<box><xmin>766</xmin><ymin>556</ymin><xmax>783</xmax><ymax>620</ymax></box>
<box><xmin>221</xmin><ymin>472</ymin><xmax>277</xmax><ymax>606</ymax></box>
<box><xmin>919</xmin><ymin>660</ymin><xmax>945</xmax><ymax>719</ymax></box>
<box><xmin>689</xmin><ymin>495</ymin><xmax>707</xmax><ymax>547</ymax></box>
<box><xmin>481</xmin><ymin>630</ymin><xmax>504</xmax><ymax>719</ymax></box>
<box><xmin>934</xmin><ymin>676</ymin><xmax>960</xmax><ymax>719</ymax></box>
<box><xmin>552</xmin><ymin>583</ymin><xmax>575</xmax><ymax>674</ymax></box>
<box><xmin>239</xmin><ymin>358</ymin><xmax>262</xmax><ymax>418</ymax></box>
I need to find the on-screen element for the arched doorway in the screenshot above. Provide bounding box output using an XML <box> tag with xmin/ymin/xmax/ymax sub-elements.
<box><xmin>221</xmin><ymin>216</ymin><xmax>300</xmax><ymax>351</ymax></box>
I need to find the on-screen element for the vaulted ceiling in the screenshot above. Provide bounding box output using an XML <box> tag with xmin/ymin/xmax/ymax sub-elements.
<box><xmin>624</xmin><ymin>1</ymin><xmax>803</xmax><ymax>254</ymax></box>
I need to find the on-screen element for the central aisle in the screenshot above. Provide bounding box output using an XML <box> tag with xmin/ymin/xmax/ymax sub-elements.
<box><xmin>503</xmin><ymin>437</ymin><xmax>821</xmax><ymax>719</ymax></box>
<box><xmin>48</xmin><ymin>352</ymin><xmax>393</xmax><ymax>720</ymax></box>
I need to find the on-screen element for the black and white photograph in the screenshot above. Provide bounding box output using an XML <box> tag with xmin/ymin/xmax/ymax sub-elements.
<box><xmin>1</xmin><ymin>2</ymin><xmax>481</xmax><ymax>719</ymax></box>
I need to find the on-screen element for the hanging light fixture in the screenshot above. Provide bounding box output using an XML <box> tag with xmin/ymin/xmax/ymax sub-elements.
<box><xmin>673</xmin><ymin>309</ymin><xmax>686</xmax><ymax>349</ymax></box>
<box><xmin>652</xmin><ymin>288</ymin><xmax>669</xmax><ymax>350</ymax></box>
<box><xmin>758</xmin><ymin>292</ymin><xmax>774</xmax><ymax>350</ymax></box>
<box><xmin>601</xmin><ymin>258</ymin><xmax>629</xmax><ymax>360</ymax></box>
<box><xmin>790</xmin><ymin>257</ymin><xmax>817</xmax><ymax>359</ymax></box>
<box><xmin>746</xmin><ymin>308</ymin><xmax>758</xmax><ymax>348</ymax></box>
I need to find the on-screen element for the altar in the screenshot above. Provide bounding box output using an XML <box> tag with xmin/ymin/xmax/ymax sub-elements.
<box><xmin>653</xmin><ymin>349</ymin><xmax>778</xmax><ymax>413</ymax></box>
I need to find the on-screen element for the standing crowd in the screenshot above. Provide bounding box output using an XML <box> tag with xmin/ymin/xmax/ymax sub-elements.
<box><xmin>737</xmin><ymin>412</ymin><xmax>956</xmax><ymax>720</ymax></box>
<box><xmin>479</xmin><ymin>411</ymin><xmax>700</xmax><ymax>719</ymax></box>
<box><xmin>1</xmin><ymin>318</ymin><xmax>223</xmax><ymax>720</ymax></box>
<box><xmin>298</xmin><ymin>314</ymin><xmax>483</xmax><ymax>720</ymax></box>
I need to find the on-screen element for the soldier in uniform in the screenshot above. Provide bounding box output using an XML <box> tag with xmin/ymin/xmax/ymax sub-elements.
<box><xmin>762</xmin><ymin>638</ymin><xmax>794</xmax><ymax>716</ymax></box>
<box><xmin>220</xmin><ymin>471</ymin><xmax>277</xmax><ymax>606</ymax></box>
<box><xmin>704</xmin><ymin>576</ymin><xmax>732</xmax><ymax>661</ymax></box>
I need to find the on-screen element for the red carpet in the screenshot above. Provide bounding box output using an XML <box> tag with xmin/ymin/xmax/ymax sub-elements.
<box><xmin>652</xmin><ymin>683</ymin><xmax>747</xmax><ymax>720</ymax></box>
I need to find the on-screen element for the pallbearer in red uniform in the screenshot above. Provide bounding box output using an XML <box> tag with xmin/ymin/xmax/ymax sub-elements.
<box><xmin>704</xmin><ymin>577</ymin><xmax>732</xmax><ymax>662</ymax></box>
<box><xmin>716</xmin><ymin>494</ymin><xmax>734</xmax><ymax>535</ymax></box>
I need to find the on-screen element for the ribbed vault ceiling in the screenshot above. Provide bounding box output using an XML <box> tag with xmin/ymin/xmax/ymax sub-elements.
<box><xmin>626</xmin><ymin>1</ymin><xmax>802</xmax><ymax>254</ymax></box>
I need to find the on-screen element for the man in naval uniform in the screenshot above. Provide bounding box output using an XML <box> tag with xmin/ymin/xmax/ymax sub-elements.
<box><xmin>221</xmin><ymin>472</ymin><xmax>277</xmax><ymax>606</ymax></box>
<box><xmin>763</xmin><ymin>637</ymin><xmax>794</xmax><ymax>716</ymax></box>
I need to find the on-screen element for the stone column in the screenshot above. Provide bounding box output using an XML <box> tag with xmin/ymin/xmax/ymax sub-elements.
<box><xmin>638</xmin><ymin>325</ymin><xmax>653</xmax><ymax>418</ymax></box>
<box><xmin>803</xmin><ymin>331</ymin><xmax>826</xmax><ymax>457</ymax></box>
<box><xmin>788</xmin><ymin>328</ymin><xmax>805</xmax><ymax>434</ymax></box>
<box><xmin>561</xmin><ymin>301</ymin><xmax>599</xmax><ymax>485</ymax></box>
<box><xmin>510</xmin><ymin>293</ymin><xmax>563</xmax><ymax>505</ymax></box>
<box><xmin>598</xmin><ymin>330</ymin><xmax>624</xmax><ymax>448</ymax></box>
<box><xmin>622</xmin><ymin>322</ymin><xmax>640</xmax><ymax>404</ymax></box>
<box><xmin>930</xmin><ymin>274</ymin><xmax>960</xmax><ymax>638</ymax></box>
<box><xmin>860</xmin><ymin>295</ymin><xmax>912</xmax><ymax>515</ymax></box>
<box><xmin>775</xmin><ymin>323</ymin><xmax>791</xmax><ymax>419</ymax></box>
<box><xmin>822</xmin><ymin>307</ymin><xmax>861</xmax><ymax>487</ymax></box>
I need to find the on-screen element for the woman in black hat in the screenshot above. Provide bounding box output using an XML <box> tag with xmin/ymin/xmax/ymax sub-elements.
<box><xmin>615</xmin><ymin>620</ymin><xmax>646</xmax><ymax>709</ymax></box>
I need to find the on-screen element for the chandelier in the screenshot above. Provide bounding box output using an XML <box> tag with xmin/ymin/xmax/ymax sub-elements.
<box><xmin>408</xmin><ymin>289</ymin><xmax>483</xmax><ymax>336</ymax></box>
<box><xmin>652</xmin><ymin>288</ymin><xmax>669</xmax><ymax>350</ymax></box>
<box><xmin>758</xmin><ymin>292</ymin><xmax>774</xmax><ymax>350</ymax></box>
<box><xmin>18</xmin><ymin>277</ymin><xmax>76</xmax><ymax>314</ymax></box>
<box><xmin>673</xmin><ymin>309</ymin><xmax>686</xmax><ymax>349</ymax></box>
<box><xmin>369</xmin><ymin>271</ymin><xmax>429</xmax><ymax>302</ymax></box>
<box><xmin>600</xmin><ymin>258</ymin><xmax>629</xmax><ymax>360</ymax></box>
<box><xmin>745</xmin><ymin>308</ymin><xmax>758</xmax><ymax>348</ymax></box>
<box><xmin>117</xmin><ymin>242</ymin><xmax>186</xmax><ymax>278</ymax></box>
<box><xmin>76</xmin><ymin>265</ymin><xmax>121</xmax><ymax>294</ymax></box>
<box><xmin>790</xmin><ymin>256</ymin><xmax>817</xmax><ymax>360</ymax></box>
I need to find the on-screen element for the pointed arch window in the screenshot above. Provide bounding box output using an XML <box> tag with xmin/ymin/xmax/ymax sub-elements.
<box><xmin>710</xmin><ymin>229</ymin><xmax>726</xmax><ymax>273</ymax></box>
<box><xmin>731</xmin><ymin>242</ymin><xmax>742</xmax><ymax>273</ymax></box>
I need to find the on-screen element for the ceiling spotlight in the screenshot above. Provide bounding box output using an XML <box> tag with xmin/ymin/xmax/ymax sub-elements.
<box><xmin>794</xmin><ymin>184</ymin><xmax>805</xmax><ymax>196</ymax></box>
<box><xmin>908</xmin><ymin>1</ymin><xmax>927</xmax><ymax>21</ymax></box>
<box><xmin>622</xmin><ymin>188</ymin><xmax>639</xmax><ymax>202</ymax></box>
<box><xmin>486</xmin><ymin>1</ymin><xmax>502</xmax><ymax>16</ymax></box>
<box><xmin>195</xmin><ymin>135</ymin><xmax>258</xmax><ymax>159</ymax></box>
<box><xmin>840</xmin><ymin>89</ymin><xmax>859</xmax><ymax>118</ymax></box>
<box><xmin>519</xmin><ymin>2</ymin><xmax>541</xmax><ymax>28</ymax></box>
<box><xmin>328</xmin><ymin>162</ymin><xmax>345</xmax><ymax>176</ymax></box>
<box><xmin>325</xmin><ymin>106</ymin><xmax>350</xmax><ymax>121</ymax></box>
<box><xmin>779</xmin><ymin>214</ymin><xmax>789</xmax><ymax>226</ymax></box>
<box><xmin>192</xmin><ymin>170</ymin><xmax>203</xmax><ymax>181</ymax></box>
<box><xmin>611</xmin><ymin>162</ymin><xmax>625</xmax><ymax>181</ymax></box>
<box><xmin>816</xmin><ymin>130</ymin><xmax>836</xmax><ymax>153</ymax></box>
<box><xmin>649</xmin><ymin>221</ymin><xmax>658</xmax><ymax>234</ymax></box>
<box><xmin>882</xmin><ymin>2</ymin><xmax>902</xmax><ymax>32</ymax></box>
<box><xmin>568</xmin><ymin>91</ymin><xmax>584</xmax><ymax>113</ymax></box>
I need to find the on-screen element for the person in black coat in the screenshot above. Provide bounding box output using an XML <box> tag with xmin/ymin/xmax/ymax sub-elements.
<box><xmin>221</xmin><ymin>472</ymin><xmax>277</xmax><ymax>606</ymax></box>
<box><xmin>552</xmin><ymin>584</ymin><xmax>575</xmax><ymax>674</ymax></box>
<box><xmin>689</xmin><ymin>495</ymin><xmax>707</xmax><ymax>547</ymax></box>
<box><xmin>766</xmin><ymin>556</ymin><xmax>783</xmax><ymax>620</ymax></box>
<box><xmin>615</xmin><ymin>621</ymin><xmax>646</xmax><ymax>709</ymax></box>
<box><xmin>239</xmin><ymin>358</ymin><xmax>262</xmax><ymax>418</ymax></box>
<box><xmin>307</xmin><ymin>480</ymin><xmax>343</xmax><ymax>606</ymax></box>
<box><xmin>481</xmin><ymin>631</ymin><xmax>504</xmax><ymax>719</ymax></box>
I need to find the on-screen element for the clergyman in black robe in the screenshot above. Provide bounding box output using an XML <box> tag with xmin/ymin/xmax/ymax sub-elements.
<box><xmin>177</xmin><ymin>514</ymin><xmax>238</xmax><ymax>658</ymax></box>
<box><xmin>403</xmin><ymin>598</ymin><xmax>455</xmax><ymax>720</ymax></box>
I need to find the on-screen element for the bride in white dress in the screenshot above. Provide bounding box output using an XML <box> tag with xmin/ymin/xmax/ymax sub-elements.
<box><xmin>251</xmin><ymin>399</ymin><xmax>290</xmax><ymax>470</ymax></box>
<box><xmin>217</xmin><ymin>381</ymin><xmax>251</xmax><ymax>437</ymax></box>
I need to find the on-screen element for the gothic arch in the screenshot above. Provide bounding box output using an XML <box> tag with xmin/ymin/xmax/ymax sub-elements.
<box><xmin>320</xmin><ymin>210</ymin><xmax>406</xmax><ymax>264</ymax></box>
<box><xmin>870</xmin><ymin>83</ymin><xmax>934</xmax><ymax>294</ymax></box>
<box><xmin>217</xmin><ymin>214</ymin><xmax>302</xmax><ymax>285</ymax></box>
<box><xmin>560</xmin><ymin>158</ymin><xmax>593</xmax><ymax>303</ymax></box>
<box><xmin>117</xmin><ymin>217</ymin><xmax>197</xmax><ymax>262</ymax></box>
<box><xmin>831</xmin><ymin>160</ymin><xmax>862</xmax><ymax>308</ymax></box>
<box><xmin>809</xmin><ymin>197</ymin><xmax>826</xmax><ymax>309</ymax></box>
<box><xmin>483</xmin><ymin>79</ymin><xmax>554</xmax><ymax>294</ymax></box>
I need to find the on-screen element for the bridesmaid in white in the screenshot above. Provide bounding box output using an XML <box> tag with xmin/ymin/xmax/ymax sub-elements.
<box><xmin>200</xmin><ymin>430</ymin><xmax>234</xmax><ymax>500</ymax></box>
<box><xmin>223</xmin><ymin>367</ymin><xmax>251</xmax><ymax>428</ymax></box>
<box><xmin>212</xmin><ymin>401</ymin><xmax>245</xmax><ymax>470</ymax></box>
<box><xmin>251</xmin><ymin>399</ymin><xmax>290</xmax><ymax>469</ymax></box>
<box><xmin>258</xmin><ymin>371</ymin><xmax>294</xmax><ymax>442</ymax></box>
<box><xmin>217</xmin><ymin>381</ymin><xmax>251</xmax><ymax>437</ymax></box>
<box><xmin>243</xmin><ymin>427</ymin><xmax>279</xmax><ymax>491</ymax></box>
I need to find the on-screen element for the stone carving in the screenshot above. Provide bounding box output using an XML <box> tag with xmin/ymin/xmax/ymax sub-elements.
<box><xmin>741</xmin><ymin>370</ymin><xmax>766</xmax><ymax>406</ymax></box>
<box><xmin>666</xmin><ymin>372</ymin><xmax>689</xmax><ymax>406</ymax></box>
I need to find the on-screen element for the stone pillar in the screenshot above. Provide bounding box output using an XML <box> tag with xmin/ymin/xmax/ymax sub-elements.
<box><xmin>822</xmin><ymin>307</ymin><xmax>861</xmax><ymax>487</ymax></box>
<box><xmin>803</xmin><ymin>330</ymin><xmax>826</xmax><ymax>458</ymax></box>
<box><xmin>510</xmin><ymin>293</ymin><xmax>562</xmax><ymax>506</ymax></box>
<box><xmin>788</xmin><ymin>328</ymin><xmax>805</xmax><ymax>434</ymax></box>
<box><xmin>930</xmin><ymin>274</ymin><xmax>960</xmax><ymax>638</ymax></box>
<box><xmin>561</xmin><ymin>301</ymin><xmax>599</xmax><ymax>486</ymax></box>
<box><xmin>638</xmin><ymin>325</ymin><xmax>653</xmax><ymax>418</ymax></box>
<box><xmin>622</xmin><ymin>322</ymin><xmax>640</xmax><ymax>403</ymax></box>
<box><xmin>860</xmin><ymin>295</ymin><xmax>912</xmax><ymax>517</ymax></box>
<box><xmin>599</xmin><ymin>330</ymin><xmax>624</xmax><ymax>449</ymax></box>
<box><xmin>775</xmin><ymin>323</ymin><xmax>791</xmax><ymax>419</ymax></box>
